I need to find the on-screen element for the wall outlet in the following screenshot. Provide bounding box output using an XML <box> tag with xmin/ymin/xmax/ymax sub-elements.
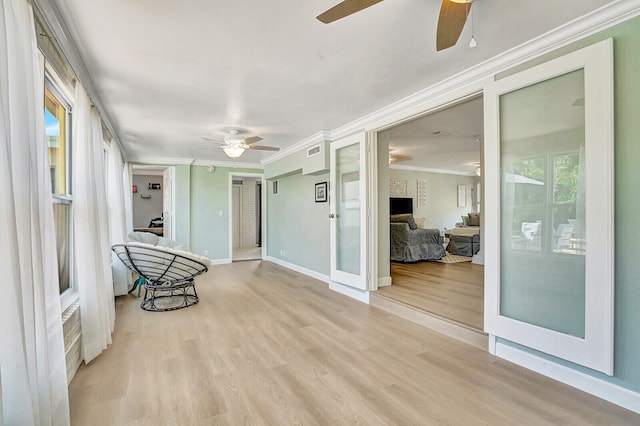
<box><xmin>279</xmin><ymin>249</ymin><xmax>286</xmax><ymax>257</ymax></box>
<box><xmin>204</xmin><ymin>249</ymin><xmax>209</xmax><ymax>256</ymax></box>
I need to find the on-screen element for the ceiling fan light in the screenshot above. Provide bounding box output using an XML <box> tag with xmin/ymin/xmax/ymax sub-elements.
<box><xmin>223</xmin><ymin>146</ymin><xmax>245</xmax><ymax>159</ymax></box>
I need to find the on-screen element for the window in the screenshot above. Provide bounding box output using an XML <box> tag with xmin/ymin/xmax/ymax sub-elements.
<box><xmin>45</xmin><ymin>82</ymin><xmax>73</xmax><ymax>295</ymax></box>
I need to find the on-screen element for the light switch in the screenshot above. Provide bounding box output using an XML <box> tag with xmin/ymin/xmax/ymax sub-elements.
<box><xmin>218</xmin><ymin>210</ymin><xmax>223</xmax><ymax>217</ymax></box>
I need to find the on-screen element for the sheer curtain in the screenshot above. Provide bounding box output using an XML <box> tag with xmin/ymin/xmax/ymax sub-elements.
<box><xmin>0</xmin><ymin>0</ymin><xmax>70</xmax><ymax>424</ymax></box>
<box><xmin>123</xmin><ymin>162</ymin><xmax>134</xmax><ymax>234</ymax></box>
<box><xmin>72</xmin><ymin>83</ymin><xmax>115</xmax><ymax>363</ymax></box>
<box><xmin>107</xmin><ymin>140</ymin><xmax>130</xmax><ymax>296</ymax></box>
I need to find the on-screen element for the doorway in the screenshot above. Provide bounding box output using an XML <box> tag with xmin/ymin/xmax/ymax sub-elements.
<box><xmin>230</xmin><ymin>173</ymin><xmax>264</xmax><ymax>261</ymax></box>
<box><xmin>131</xmin><ymin>165</ymin><xmax>174</xmax><ymax>239</ymax></box>
<box><xmin>374</xmin><ymin>95</ymin><xmax>485</xmax><ymax>332</ymax></box>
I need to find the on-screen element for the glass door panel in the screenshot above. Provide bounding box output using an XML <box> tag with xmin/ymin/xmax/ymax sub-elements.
<box><xmin>499</xmin><ymin>69</ymin><xmax>586</xmax><ymax>338</ymax></box>
<box><xmin>335</xmin><ymin>143</ymin><xmax>361</xmax><ymax>275</ymax></box>
<box><xmin>484</xmin><ymin>39</ymin><xmax>614</xmax><ymax>374</ymax></box>
<box><xmin>330</xmin><ymin>132</ymin><xmax>367</xmax><ymax>291</ymax></box>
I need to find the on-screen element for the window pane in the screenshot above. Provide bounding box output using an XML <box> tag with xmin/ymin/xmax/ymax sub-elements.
<box><xmin>53</xmin><ymin>202</ymin><xmax>71</xmax><ymax>294</ymax></box>
<box><xmin>499</xmin><ymin>69</ymin><xmax>586</xmax><ymax>338</ymax></box>
<box><xmin>45</xmin><ymin>87</ymin><xmax>67</xmax><ymax>195</ymax></box>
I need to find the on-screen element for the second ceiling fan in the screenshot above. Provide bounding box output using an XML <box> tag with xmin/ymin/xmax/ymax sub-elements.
<box><xmin>201</xmin><ymin>129</ymin><xmax>279</xmax><ymax>159</ymax></box>
<box><xmin>316</xmin><ymin>0</ymin><xmax>473</xmax><ymax>51</ymax></box>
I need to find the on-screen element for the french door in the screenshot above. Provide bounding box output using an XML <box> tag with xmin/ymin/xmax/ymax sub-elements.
<box><xmin>329</xmin><ymin>132</ymin><xmax>368</xmax><ymax>291</ymax></box>
<box><xmin>484</xmin><ymin>39</ymin><xmax>614</xmax><ymax>374</ymax></box>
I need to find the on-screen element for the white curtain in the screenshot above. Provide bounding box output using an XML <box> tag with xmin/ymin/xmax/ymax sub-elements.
<box><xmin>0</xmin><ymin>0</ymin><xmax>70</xmax><ymax>424</ymax></box>
<box><xmin>123</xmin><ymin>162</ymin><xmax>134</xmax><ymax>234</ymax></box>
<box><xmin>107</xmin><ymin>140</ymin><xmax>130</xmax><ymax>296</ymax></box>
<box><xmin>72</xmin><ymin>83</ymin><xmax>115</xmax><ymax>363</ymax></box>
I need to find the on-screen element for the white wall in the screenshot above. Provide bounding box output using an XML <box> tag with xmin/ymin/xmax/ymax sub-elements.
<box><xmin>132</xmin><ymin>175</ymin><xmax>163</xmax><ymax>228</ymax></box>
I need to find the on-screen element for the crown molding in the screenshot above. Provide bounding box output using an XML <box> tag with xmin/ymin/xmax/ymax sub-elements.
<box><xmin>128</xmin><ymin>156</ymin><xmax>195</xmax><ymax>165</ymax></box>
<box><xmin>389</xmin><ymin>164</ymin><xmax>477</xmax><ymax>177</ymax></box>
<box><xmin>128</xmin><ymin>156</ymin><xmax>264</xmax><ymax>169</ymax></box>
<box><xmin>261</xmin><ymin>131</ymin><xmax>331</xmax><ymax>165</ymax></box>
<box><xmin>191</xmin><ymin>159</ymin><xmax>263</xmax><ymax>169</ymax></box>
<box><xmin>261</xmin><ymin>0</ymin><xmax>640</xmax><ymax>161</ymax></box>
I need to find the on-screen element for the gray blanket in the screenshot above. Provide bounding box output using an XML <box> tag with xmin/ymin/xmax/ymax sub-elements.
<box><xmin>390</xmin><ymin>223</ymin><xmax>445</xmax><ymax>262</ymax></box>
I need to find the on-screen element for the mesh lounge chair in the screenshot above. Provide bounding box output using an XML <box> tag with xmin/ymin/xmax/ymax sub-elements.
<box><xmin>112</xmin><ymin>242</ymin><xmax>210</xmax><ymax>312</ymax></box>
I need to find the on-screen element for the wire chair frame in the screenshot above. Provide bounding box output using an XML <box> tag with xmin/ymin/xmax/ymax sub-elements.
<box><xmin>112</xmin><ymin>244</ymin><xmax>209</xmax><ymax>312</ymax></box>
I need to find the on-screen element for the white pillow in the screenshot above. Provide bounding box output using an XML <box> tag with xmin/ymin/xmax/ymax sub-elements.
<box><xmin>128</xmin><ymin>231</ymin><xmax>160</xmax><ymax>245</ymax></box>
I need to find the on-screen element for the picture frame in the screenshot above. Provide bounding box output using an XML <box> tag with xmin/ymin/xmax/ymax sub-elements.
<box><xmin>457</xmin><ymin>184</ymin><xmax>467</xmax><ymax>207</ymax></box>
<box><xmin>148</xmin><ymin>183</ymin><xmax>161</xmax><ymax>190</ymax></box>
<box><xmin>315</xmin><ymin>182</ymin><xmax>328</xmax><ymax>203</ymax></box>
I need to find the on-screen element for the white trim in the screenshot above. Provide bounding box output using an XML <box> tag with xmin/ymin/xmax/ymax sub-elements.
<box><xmin>329</xmin><ymin>132</ymin><xmax>368</xmax><ymax>290</ymax></box>
<box><xmin>260</xmin><ymin>2</ymin><xmax>639</xmax><ymax>168</ymax></box>
<box><xmin>209</xmin><ymin>258</ymin><xmax>232</xmax><ymax>265</ymax></box>
<box><xmin>484</xmin><ymin>39</ymin><xmax>615</xmax><ymax>375</ymax></box>
<box><xmin>265</xmin><ymin>256</ymin><xmax>330</xmax><ymax>284</ymax></box>
<box><xmin>329</xmin><ymin>281</ymin><xmax>370</xmax><ymax>304</ymax></box>
<box><xmin>378</xmin><ymin>276</ymin><xmax>392</xmax><ymax>287</ymax></box>
<box><xmin>192</xmin><ymin>159</ymin><xmax>264</xmax><ymax>169</ymax></box>
<box><xmin>488</xmin><ymin>334</ymin><xmax>497</xmax><ymax>354</ymax></box>
<box><xmin>128</xmin><ymin>156</ymin><xmax>264</xmax><ymax>169</ymax></box>
<box><xmin>495</xmin><ymin>340</ymin><xmax>640</xmax><ymax>415</ymax></box>
<box><xmin>262</xmin><ymin>131</ymin><xmax>331</xmax><ymax>165</ymax></box>
<box><xmin>389</xmin><ymin>164</ymin><xmax>477</xmax><ymax>176</ymax></box>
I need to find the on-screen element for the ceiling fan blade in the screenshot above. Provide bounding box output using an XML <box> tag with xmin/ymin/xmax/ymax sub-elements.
<box><xmin>243</xmin><ymin>136</ymin><xmax>263</xmax><ymax>145</ymax></box>
<box><xmin>248</xmin><ymin>145</ymin><xmax>280</xmax><ymax>151</ymax></box>
<box><xmin>390</xmin><ymin>154</ymin><xmax>413</xmax><ymax>162</ymax></box>
<box><xmin>317</xmin><ymin>0</ymin><xmax>383</xmax><ymax>24</ymax></box>
<box><xmin>200</xmin><ymin>137</ymin><xmax>226</xmax><ymax>144</ymax></box>
<box><xmin>436</xmin><ymin>0</ymin><xmax>470</xmax><ymax>51</ymax></box>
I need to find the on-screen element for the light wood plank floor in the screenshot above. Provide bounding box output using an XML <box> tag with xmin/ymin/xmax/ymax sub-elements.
<box><xmin>379</xmin><ymin>261</ymin><xmax>484</xmax><ymax>331</ymax></box>
<box><xmin>69</xmin><ymin>261</ymin><xmax>639</xmax><ymax>425</ymax></box>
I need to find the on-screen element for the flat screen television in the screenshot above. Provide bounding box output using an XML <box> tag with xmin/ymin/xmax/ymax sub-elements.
<box><xmin>390</xmin><ymin>197</ymin><xmax>413</xmax><ymax>215</ymax></box>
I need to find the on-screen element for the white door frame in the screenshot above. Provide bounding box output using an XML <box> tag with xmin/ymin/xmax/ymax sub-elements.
<box><xmin>131</xmin><ymin>164</ymin><xmax>175</xmax><ymax>240</ymax></box>
<box><xmin>329</xmin><ymin>132</ymin><xmax>368</xmax><ymax>293</ymax></box>
<box><xmin>363</xmin><ymin>84</ymin><xmax>487</xmax><ymax>295</ymax></box>
<box><xmin>228</xmin><ymin>172</ymin><xmax>266</xmax><ymax>261</ymax></box>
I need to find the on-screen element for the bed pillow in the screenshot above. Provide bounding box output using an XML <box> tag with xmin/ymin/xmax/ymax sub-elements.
<box><xmin>468</xmin><ymin>213</ymin><xmax>480</xmax><ymax>227</ymax></box>
<box><xmin>390</xmin><ymin>213</ymin><xmax>417</xmax><ymax>230</ymax></box>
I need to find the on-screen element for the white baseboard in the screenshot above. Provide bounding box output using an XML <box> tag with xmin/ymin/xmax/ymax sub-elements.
<box><xmin>494</xmin><ymin>339</ymin><xmax>640</xmax><ymax>414</ymax></box>
<box><xmin>472</xmin><ymin>251</ymin><xmax>484</xmax><ymax>265</ymax></box>
<box><xmin>265</xmin><ymin>256</ymin><xmax>330</xmax><ymax>284</ymax></box>
<box><xmin>378</xmin><ymin>276</ymin><xmax>392</xmax><ymax>287</ymax></box>
<box><xmin>329</xmin><ymin>281</ymin><xmax>370</xmax><ymax>304</ymax></box>
<box><xmin>210</xmin><ymin>258</ymin><xmax>232</xmax><ymax>265</ymax></box>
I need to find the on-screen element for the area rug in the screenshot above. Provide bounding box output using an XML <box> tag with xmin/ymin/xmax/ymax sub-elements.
<box><xmin>436</xmin><ymin>253</ymin><xmax>473</xmax><ymax>264</ymax></box>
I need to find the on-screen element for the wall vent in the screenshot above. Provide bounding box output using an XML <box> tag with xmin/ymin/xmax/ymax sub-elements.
<box><xmin>307</xmin><ymin>145</ymin><xmax>321</xmax><ymax>157</ymax></box>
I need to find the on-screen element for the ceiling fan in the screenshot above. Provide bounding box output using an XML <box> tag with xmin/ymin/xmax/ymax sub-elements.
<box><xmin>316</xmin><ymin>0</ymin><xmax>474</xmax><ymax>51</ymax></box>
<box><xmin>389</xmin><ymin>149</ymin><xmax>412</xmax><ymax>163</ymax></box>
<box><xmin>201</xmin><ymin>129</ymin><xmax>279</xmax><ymax>159</ymax></box>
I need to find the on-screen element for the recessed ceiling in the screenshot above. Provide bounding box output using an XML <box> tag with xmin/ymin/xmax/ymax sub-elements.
<box><xmin>51</xmin><ymin>0</ymin><xmax>614</xmax><ymax>164</ymax></box>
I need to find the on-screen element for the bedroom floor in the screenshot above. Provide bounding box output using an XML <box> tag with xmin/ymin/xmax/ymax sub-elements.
<box><xmin>379</xmin><ymin>261</ymin><xmax>484</xmax><ymax>331</ymax></box>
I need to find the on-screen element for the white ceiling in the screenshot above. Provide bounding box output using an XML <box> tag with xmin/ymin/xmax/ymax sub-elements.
<box><xmin>52</xmin><ymin>0</ymin><xmax>614</xmax><ymax>165</ymax></box>
<box><xmin>384</xmin><ymin>95</ymin><xmax>483</xmax><ymax>174</ymax></box>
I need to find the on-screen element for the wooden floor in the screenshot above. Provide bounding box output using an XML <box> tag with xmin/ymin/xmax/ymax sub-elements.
<box><xmin>379</xmin><ymin>261</ymin><xmax>484</xmax><ymax>331</ymax></box>
<box><xmin>68</xmin><ymin>261</ymin><xmax>639</xmax><ymax>425</ymax></box>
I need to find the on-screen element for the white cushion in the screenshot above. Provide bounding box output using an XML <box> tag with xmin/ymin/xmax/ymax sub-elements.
<box><xmin>128</xmin><ymin>231</ymin><xmax>160</xmax><ymax>245</ymax></box>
